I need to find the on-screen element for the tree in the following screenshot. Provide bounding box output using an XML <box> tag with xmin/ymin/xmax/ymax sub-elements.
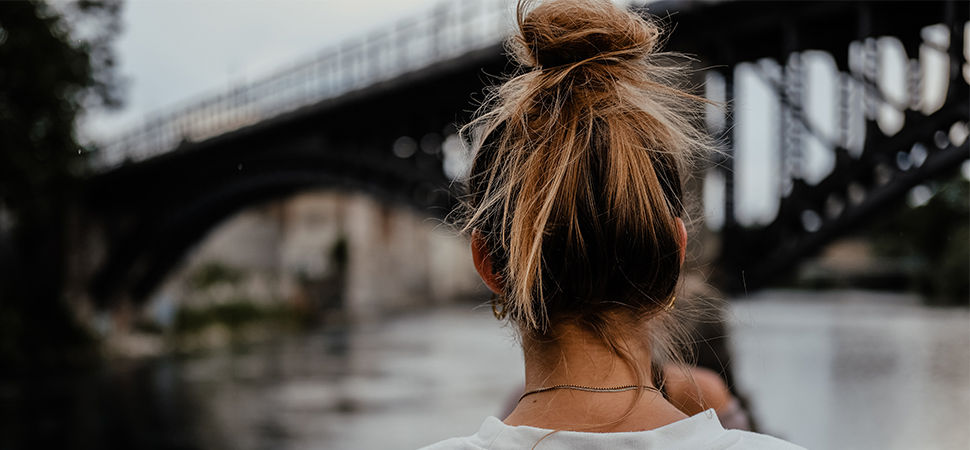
<box><xmin>0</xmin><ymin>0</ymin><xmax>123</xmax><ymax>372</ymax></box>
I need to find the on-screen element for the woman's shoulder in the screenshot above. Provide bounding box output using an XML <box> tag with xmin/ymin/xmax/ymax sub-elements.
<box><xmin>419</xmin><ymin>413</ymin><xmax>805</xmax><ymax>450</ymax></box>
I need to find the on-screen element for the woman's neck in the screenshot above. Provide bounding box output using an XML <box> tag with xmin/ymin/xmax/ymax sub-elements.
<box><xmin>504</xmin><ymin>322</ymin><xmax>688</xmax><ymax>432</ymax></box>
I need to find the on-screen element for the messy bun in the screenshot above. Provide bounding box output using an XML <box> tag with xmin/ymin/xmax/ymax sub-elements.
<box><xmin>459</xmin><ymin>0</ymin><xmax>710</xmax><ymax>375</ymax></box>
<box><xmin>513</xmin><ymin>0</ymin><xmax>659</xmax><ymax>69</ymax></box>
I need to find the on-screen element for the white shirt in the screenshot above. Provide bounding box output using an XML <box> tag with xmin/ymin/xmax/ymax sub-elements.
<box><xmin>420</xmin><ymin>410</ymin><xmax>805</xmax><ymax>450</ymax></box>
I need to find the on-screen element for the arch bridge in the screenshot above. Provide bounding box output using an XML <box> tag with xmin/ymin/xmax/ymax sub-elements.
<box><xmin>83</xmin><ymin>0</ymin><xmax>969</xmax><ymax>305</ymax></box>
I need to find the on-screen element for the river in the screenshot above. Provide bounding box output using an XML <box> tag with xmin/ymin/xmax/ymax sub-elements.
<box><xmin>3</xmin><ymin>289</ymin><xmax>968</xmax><ymax>449</ymax></box>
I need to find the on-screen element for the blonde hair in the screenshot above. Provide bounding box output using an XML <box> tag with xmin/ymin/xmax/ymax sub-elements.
<box><xmin>459</xmin><ymin>0</ymin><xmax>711</xmax><ymax>388</ymax></box>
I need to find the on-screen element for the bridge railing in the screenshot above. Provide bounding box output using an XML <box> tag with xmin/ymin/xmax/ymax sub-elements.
<box><xmin>97</xmin><ymin>0</ymin><xmax>511</xmax><ymax>168</ymax></box>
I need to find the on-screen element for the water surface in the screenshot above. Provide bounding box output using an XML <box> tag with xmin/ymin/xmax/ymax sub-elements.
<box><xmin>4</xmin><ymin>290</ymin><xmax>967</xmax><ymax>449</ymax></box>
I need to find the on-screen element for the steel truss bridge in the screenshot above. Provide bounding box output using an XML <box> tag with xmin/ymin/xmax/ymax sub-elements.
<box><xmin>85</xmin><ymin>0</ymin><xmax>969</xmax><ymax>304</ymax></box>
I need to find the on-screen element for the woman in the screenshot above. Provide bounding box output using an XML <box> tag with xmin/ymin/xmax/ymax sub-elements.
<box><xmin>424</xmin><ymin>0</ymin><xmax>802</xmax><ymax>448</ymax></box>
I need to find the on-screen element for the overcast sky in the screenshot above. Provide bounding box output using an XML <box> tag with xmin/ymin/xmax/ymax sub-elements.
<box><xmin>82</xmin><ymin>0</ymin><xmax>446</xmax><ymax>139</ymax></box>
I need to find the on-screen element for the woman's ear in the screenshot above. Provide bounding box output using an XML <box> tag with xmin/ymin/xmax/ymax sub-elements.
<box><xmin>676</xmin><ymin>218</ymin><xmax>687</xmax><ymax>266</ymax></box>
<box><xmin>471</xmin><ymin>230</ymin><xmax>504</xmax><ymax>295</ymax></box>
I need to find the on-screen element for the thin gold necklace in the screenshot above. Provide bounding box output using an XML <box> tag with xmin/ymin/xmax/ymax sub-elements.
<box><xmin>518</xmin><ymin>384</ymin><xmax>663</xmax><ymax>403</ymax></box>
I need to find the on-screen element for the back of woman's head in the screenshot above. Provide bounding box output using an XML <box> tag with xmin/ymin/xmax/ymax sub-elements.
<box><xmin>460</xmin><ymin>0</ymin><xmax>710</xmax><ymax>341</ymax></box>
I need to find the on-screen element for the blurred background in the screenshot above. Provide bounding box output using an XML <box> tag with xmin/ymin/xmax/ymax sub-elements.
<box><xmin>0</xmin><ymin>0</ymin><xmax>968</xmax><ymax>449</ymax></box>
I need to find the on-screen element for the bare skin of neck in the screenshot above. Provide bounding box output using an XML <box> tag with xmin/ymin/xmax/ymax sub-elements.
<box><xmin>503</xmin><ymin>322</ymin><xmax>689</xmax><ymax>432</ymax></box>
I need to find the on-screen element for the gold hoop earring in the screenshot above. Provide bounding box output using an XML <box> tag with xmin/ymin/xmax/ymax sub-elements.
<box><xmin>491</xmin><ymin>296</ymin><xmax>508</xmax><ymax>320</ymax></box>
<box><xmin>663</xmin><ymin>295</ymin><xmax>677</xmax><ymax>312</ymax></box>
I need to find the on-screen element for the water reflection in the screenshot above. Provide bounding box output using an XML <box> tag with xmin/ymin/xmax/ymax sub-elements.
<box><xmin>167</xmin><ymin>312</ymin><xmax>523</xmax><ymax>449</ymax></box>
<box><xmin>2</xmin><ymin>291</ymin><xmax>967</xmax><ymax>449</ymax></box>
<box><xmin>729</xmin><ymin>290</ymin><xmax>970</xmax><ymax>450</ymax></box>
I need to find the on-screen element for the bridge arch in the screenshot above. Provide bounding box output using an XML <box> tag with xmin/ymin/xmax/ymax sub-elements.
<box><xmin>86</xmin><ymin>140</ymin><xmax>459</xmax><ymax>304</ymax></box>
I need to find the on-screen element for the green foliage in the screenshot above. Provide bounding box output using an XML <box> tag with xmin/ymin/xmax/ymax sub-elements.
<box><xmin>178</xmin><ymin>262</ymin><xmax>312</xmax><ymax>339</ymax></box>
<box><xmin>933</xmin><ymin>222</ymin><xmax>969</xmax><ymax>301</ymax></box>
<box><xmin>173</xmin><ymin>300</ymin><xmax>299</xmax><ymax>334</ymax></box>
<box><xmin>189</xmin><ymin>261</ymin><xmax>245</xmax><ymax>290</ymax></box>
<box><xmin>175</xmin><ymin>301</ymin><xmax>262</xmax><ymax>333</ymax></box>
<box><xmin>869</xmin><ymin>175</ymin><xmax>969</xmax><ymax>304</ymax></box>
<box><xmin>0</xmin><ymin>0</ymin><xmax>122</xmax><ymax>219</ymax></box>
